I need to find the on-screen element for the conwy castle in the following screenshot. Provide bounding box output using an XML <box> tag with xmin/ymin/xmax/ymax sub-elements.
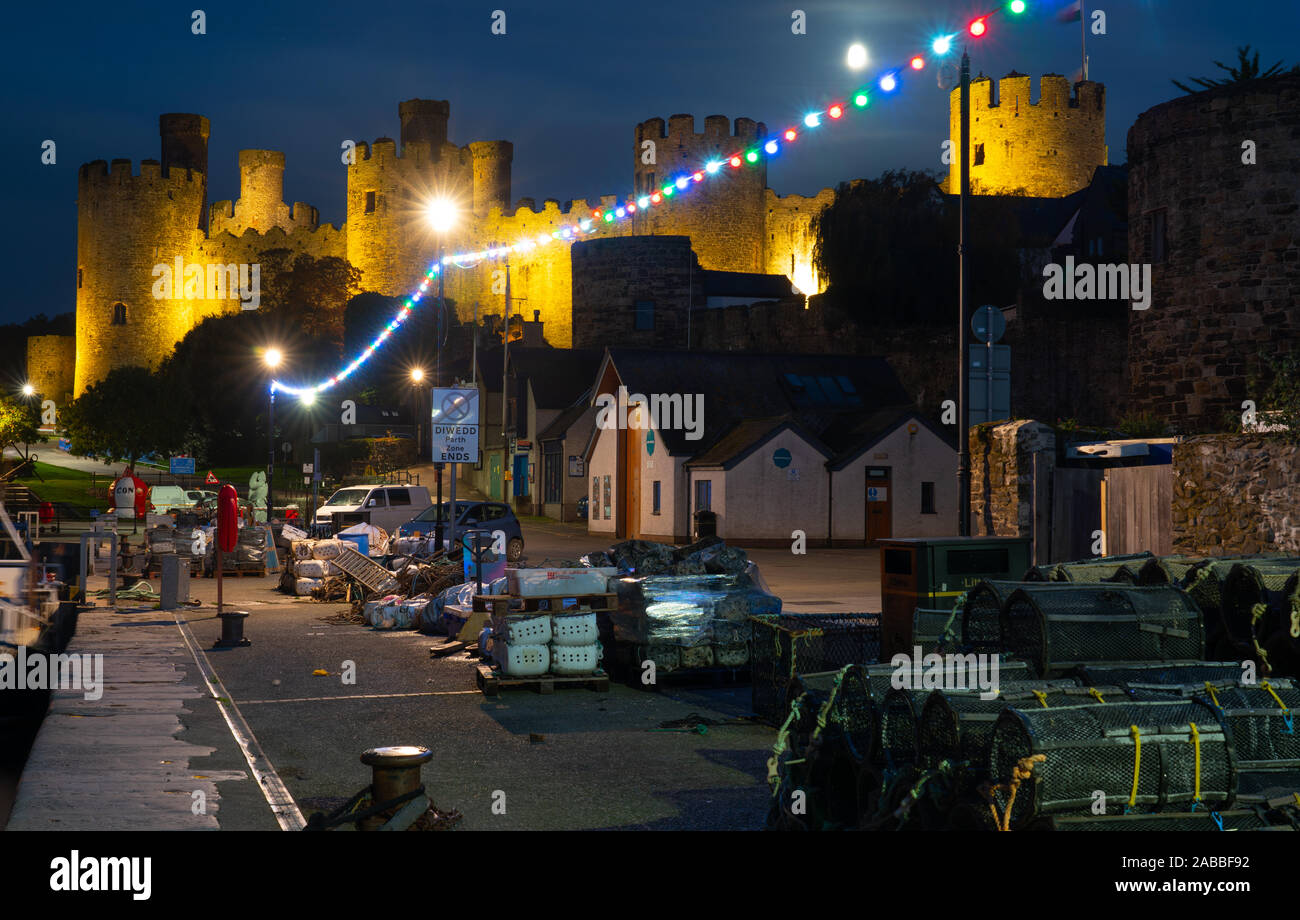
<box><xmin>61</xmin><ymin>75</ymin><xmax>1107</xmax><ymax>397</ymax></box>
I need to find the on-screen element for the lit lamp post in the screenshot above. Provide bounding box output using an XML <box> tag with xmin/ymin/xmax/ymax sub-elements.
<box><xmin>425</xmin><ymin>198</ymin><xmax>457</xmax><ymax>553</ymax></box>
<box><xmin>264</xmin><ymin>347</ymin><xmax>283</xmax><ymax>525</ymax></box>
<box><xmin>21</xmin><ymin>383</ymin><xmax>35</xmax><ymax>398</ymax></box>
<box><xmin>410</xmin><ymin>367</ymin><xmax>425</xmax><ymax>456</ymax></box>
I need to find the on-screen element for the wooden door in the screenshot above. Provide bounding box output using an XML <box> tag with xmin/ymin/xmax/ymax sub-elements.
<box><xmin>865</xmin><ymin>467</ymin><xmax>892</xmax><ymax>545</ymax></box>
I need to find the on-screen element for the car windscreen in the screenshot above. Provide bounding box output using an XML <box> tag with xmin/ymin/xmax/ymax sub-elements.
<box><xmin>323</xmin><ymin>488</ymin><xmax>371</xmax><ymax>507</ymax></box>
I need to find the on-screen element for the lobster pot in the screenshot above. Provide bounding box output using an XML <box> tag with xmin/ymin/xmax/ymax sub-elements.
<box><xmin>877</xmin><ymin>689</ymin><xmax>928</xmax><ymax>769</ymax></box>
<box><xmin>1074</xmin><ymin>660</ymin><xmax>1243</xmax><ymax>689</ymax></box>
<box><xmin>916</xmin><ymin>681</ymin><xmax>1092</xmax><ymax>772</ymax></box>
<box><xmin>1048</xmin><ymin>552</ymin><xmax>1155</xmax><ymax>585</ymax></box>
<box><xmin>1028</xmin><ymin>810</ymin><xmax>1273</xmax><ymax>832</ymax></box>
<box><xmin>750</xmin><ymin>614</ymin><xmax>882</xmax><ymax>727</ymax></box>
<box><xmin>1000</xmin><ymin>584</ymin><xmax>1205</xmax><ymax>677</ymax></box>
<box><xmin>987</xmin><ymin>699</ymin><xmax>1234</xmax><ymax>829</ymax></box>
<box><xmin>1135</xmin><ymin>555</ymin><xmax>1205</xmax><ymax>587</ymax></box>
<box><xmin>713</xmin><ymin>643</ymin><xmax>750</xmax><ymax>668</ymax></box>
<box><xmin>495</xmin><ymin>613</ymin><xmax>551</xmax><ymax>646</ymax></box>
<box><xmin>1196</xmin><ymin>679</ymin><xmax>1300</xmax><ymax>770</ymax></box>
<box><xmin>913</xmin><ymin>608</ymin><xmax>960</xmax><ymax>655</ymax></box>
<box><xmin>960</xmin><ymin>581</ymin><xmax>1024</xmax><ymax>653</ymax></box>
<box><xmin>494</xmin><ymin>641</ymin><xmax>550</xmax><ymax>676</ymax></box>
<box><xmin>1222</xmin><ymin>562</ymin><xmax>1300</xmax><ymax>652</ymax></box>
<box><xmin>550</xmin><ymin>642</ymin><xmax>602</xmax><ymax>675</ymax></box>
<box><xmin>679</xmin><ymin>645</ymin><xmax>714</xmax><ymax>669</ymax></box>
<box><xmin>550</xmin><ymin>611</ymin><xmax>599</xmax><ymax>646</ymax></box>
<box><xmin>640</xmin><ymin>643</ymin><xmax>680</xmax><ymax>674</ymax></box>
<box><xmin>784</xmin><ymin>666</ymin><xmax>880</xmax><ymax>765</ymax></box>
<box><xmin>864</xmin><ymin>657</ymin><xmax>1031</xmax><ymax>705</ymax></box>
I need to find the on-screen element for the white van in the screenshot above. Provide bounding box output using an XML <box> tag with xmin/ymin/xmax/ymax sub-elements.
<box><xmin>149</xmin><ymin>485</ymin><xmax>194</xmax><ymax>514</ymax></box>
<box><xmin>313</xmin><ymin>485</ymin><xmax>433</xmax><ymax>535</ymax></box>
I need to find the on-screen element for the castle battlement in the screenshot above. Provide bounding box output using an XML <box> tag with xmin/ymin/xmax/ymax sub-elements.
<box><xmin>970</xmin><ymin>73</ymin><xmax>1105</xmax><ymax>116</ymax></box>
<box><xmin>637</xmin><ymin>114</ymin><xmax>765</xmax><ymax>143</ymax></box>
<box><xmin>78</xmin><ymin>158</ymin><xmax>202</xmax><ymax>192</ymax></box>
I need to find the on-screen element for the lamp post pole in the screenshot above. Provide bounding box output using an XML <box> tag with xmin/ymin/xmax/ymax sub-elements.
<box><xmin>267</xmin><ymin>384</ymin><xmax>276</xmax><ymax>525</ymax></box>
<box><xmin>434</xmin><ymin>235</ymin><xmax>446</xmax><ymax>552</ymax></box>
<box><xmin>957</xmin><ymin>49</ymin><xmax>972</xmax><ymax>537</ymax></box>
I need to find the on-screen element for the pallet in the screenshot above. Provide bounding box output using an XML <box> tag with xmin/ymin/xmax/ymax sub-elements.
<box><xmin>137</xmin><ymin>557</ymin><xmax>202</xmax><ymax>579</ymax></box>
<box><xmin>472</xmin><ymin>592</ymin><xmax>617</xmax><ymax>614</ymax></box>
<box><xmin>204</xmin><ymin>566</ymin><xmax>268</xmax><ymax>578</ymax></box>
<box><xmin>475</xmin><ymin>663</ymin><xmax>610</xmax><ymax>697</ymax></box>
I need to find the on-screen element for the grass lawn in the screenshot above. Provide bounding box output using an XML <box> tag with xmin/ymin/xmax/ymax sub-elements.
<box><xmin>16</xmin><ymin>462</ymin><xmax>102</xmax><ymax>509</ymax></box>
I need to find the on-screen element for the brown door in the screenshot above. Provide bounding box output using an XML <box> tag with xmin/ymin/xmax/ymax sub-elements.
<box><xmin>865</xmin><ymin>467</ymin><xmax>892</xmax><ymax>545</ymax></box>
<box><xmin>619</xmin><ymin>426</ymin><xmax>641</xmax><ymax>539</ymax></box>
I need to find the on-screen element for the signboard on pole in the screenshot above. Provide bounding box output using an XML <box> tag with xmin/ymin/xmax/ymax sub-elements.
<box><xmin>431</xmin><ymin>387</ymin><xmax>480</xmax><ymax>463</ymax></box>
<box><xmin>169</xmin><ymin>457</ymin><xmax>195</xmax><ymax>475</ymax></box>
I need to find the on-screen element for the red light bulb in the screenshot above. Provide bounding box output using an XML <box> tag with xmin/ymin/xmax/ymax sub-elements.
<box><xmin>729</xmin><ymin>155</ymin><xmax>742</xmax><ymax>167</ymax></box>
<box><xmin>969</xmin><ymin>18</ymin><xmax>986</xmax><ymax>37</ymax></box>
<box><xmin>910</xmin><ymin>55</ymin><xmax>925</xmax><ymax>70</ymax></box>
<box><xmin>784</xmin><ymin>129</ymin><xmax>797</xmax><ymax>142</ymax></box>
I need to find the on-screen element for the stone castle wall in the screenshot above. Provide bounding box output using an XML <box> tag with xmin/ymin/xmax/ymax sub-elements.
<box><xmin>26</xmin><ymin>335</ymin><xmax>76</xmax><ymax>402</ymax></box>
<box><xmin>1127</xmin><ymin>74</ymin><xmax>1300</xmax><ymax>431</ymax></box>
<box><xmin>1173</xmin><ymin>435</ymin><xmax>1300</xmax><ymax>555</ymax></box>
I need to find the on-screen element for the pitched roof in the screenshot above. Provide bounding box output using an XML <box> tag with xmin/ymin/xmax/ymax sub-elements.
<box><xmin>684</xmin><ymin>416</ymin><xmax>831</xmax><ymax>469</ymax></box>
<box><xmin>538</xmin><ymin>396</ymin><xmax>592</xmax><ymax>442</ymax></box>
<box><xmin>600</xmin><ymin>348</ymin><xmax>911</xmax><ymax>457</ymax></box>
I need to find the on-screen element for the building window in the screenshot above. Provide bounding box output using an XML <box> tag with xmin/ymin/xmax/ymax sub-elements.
<box><xmin>634</xmin><ymin>300</ymin><xmax>654</xmax><ymax>331</ymax></box>
<box><xmin>921</xmin><ymin>482</ymin><xmax>936</xmax><ymax>515</ymax></box>
<box><xmin>592</xmin><ymin>476</ymin><xmax>599</xmax><ymax>520</ymax></box>
<box><xmin>652</xmin><ymin>481</ymin><xmax>661</xmax><ymax>515</ymax></box>
<box><xmin>544</xmin><ymin>444</ymin><xmax>562</xmax><ymax>504</ymax></box>
<box><xmin>646</xmin><ymin>172</ymin><xmax>655</xmax><ymax>193</ymax></box>
<box><xmin>694</xmin><ymin>479</ymin><xmax>712</xmax><ymax>512</ymax></box>
<box><xmin>77</xmin><ymin>268</ymin><xmax>83</xmax><ymax>289</ymax></box>
<box><xmin>1150</xmin><ymin>209</ymin><xmax>1168</xmax><ymax>264</ymax></box>
<box><xmin>974</xmin><ymin>143</ymin><xmax>985</xmax><ymax>166</ymax></box>
<box><xmin>365</xmin><ymin>191</ymin><xmax>376</xmax><ymax>214</ymax></box>
<box><xmin>111</xmin><ymin>302</ymin><xmax>127</xmax><ymax>325</ymax></box>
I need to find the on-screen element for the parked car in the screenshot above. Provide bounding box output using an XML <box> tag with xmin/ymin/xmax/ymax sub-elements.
<box><xmin>148</xmin><ymin>485</ymin><xmax>194</xmax><ymax>514</ymax></box>
<box><xmin>395</xmin><ymin>500</ymin><xmax>525</xmax><ymax>562</ymax></box>
<box><xmin>186</xmin><ymin>489</ymin><xmax>217</xmax><ymax>506</ymax></box>
<box><xmin>313</xmin><ymin>484</ymin><xmax>433</xmax><ymax>535</ymax></box>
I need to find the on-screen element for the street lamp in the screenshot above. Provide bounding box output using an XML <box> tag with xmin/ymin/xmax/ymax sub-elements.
<box><xmin>264</xmin><ymin>347</ymin><xmax>283</xmax><ymax>526</ymax></box>
<box><xmin>846</xmin><ymin>43</ymin><xmax>868</xmax><ymax>70</ymax></box>
<box><xmin>21</xmin><ymin>383</ymin><xmax>35</xmax><ymax>397</ymax></box>
<box><xmin>426</xmin><ymin>198</ymin><xmax>458</xmax><ymax>554</ymax></box>
<box><xmin>410</xmin><ymin>368</ymin><xmax>426</xmax><ymax>457</ymax></box>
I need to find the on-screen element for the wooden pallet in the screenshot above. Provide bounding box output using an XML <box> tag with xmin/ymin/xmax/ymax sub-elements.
<box><xmin>472</xmin><ymin>592</ymin><xmax>617</xmax><ymax>614</ymax></box>
<box><xmin>204</xmin><ymin>565</ymin><xmax>268</xmax><ymax>578</ymax></box>
<box><xmin>475</xmin><ymin>663</ymin><xmax>610</xmax><ymax>697</ymax></box>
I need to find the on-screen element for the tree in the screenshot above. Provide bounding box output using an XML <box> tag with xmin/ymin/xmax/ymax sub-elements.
<box><xmin>1173</xmin><ymin>45</ymin><xmax>1297</xmax><ymax>94</ymax></box>
<box><xmin>258</xmin><ymin>251</ymin><xmax>361</xmax><ymax>349</ymax></box>
<box><xmin>812</xmin><ymin>170</ymin><xmax>1023</xmax><ymax>326</ymax></box>
<box><xmin>0</xmin><ymin>394</ymin><xmax>43</xmax><ymax>460</ymax></box>
<box><xmin>60</xmin><ymin>366</ymin><xmax>190</xmax><ymax>464</ymax></box>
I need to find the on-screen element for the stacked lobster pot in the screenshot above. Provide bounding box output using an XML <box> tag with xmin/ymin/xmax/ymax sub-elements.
<box><xmin>491</xmin><ymin>610</ymin><xmax>604</xmax><ymax>677</ymax></box>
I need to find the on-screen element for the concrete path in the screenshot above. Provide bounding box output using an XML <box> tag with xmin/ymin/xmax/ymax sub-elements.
<box><xmin>6</xmin><ymin>604</ymin><xmax>252</xmax><ymax>831</ymax></box>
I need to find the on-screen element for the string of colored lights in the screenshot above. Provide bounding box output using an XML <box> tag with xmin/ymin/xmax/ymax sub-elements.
<box><xmin>272</xmin><ymin>0</ymin><xmax>1034</xmax><ymax>398</ymax></box>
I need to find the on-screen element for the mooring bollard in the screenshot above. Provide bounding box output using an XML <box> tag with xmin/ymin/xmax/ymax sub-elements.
<box><xmin>214</xmin><ymin>610</ymin><xmax>251</xmax><ymax>648</ymax></box>
<box><xmin>358</xmin><ymin>745</ymin><xmax>433</xmax><ymax>831</ymax></box>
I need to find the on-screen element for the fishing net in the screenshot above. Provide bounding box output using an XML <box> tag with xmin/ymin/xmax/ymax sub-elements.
<box><xmin>960</xmin><ymin>581</ymin><xmax>1025</xmax><ymax>653</ymax></box>
<box><xmin>1000</xmin><ymin>584</ymin><xmax>1205</xmax><ymax>677</ymax></box>
<box><xmin>1027</xmin><ymin>810</ymin><xmax>1271</xmax><ymax>831</ymax></box>
<box><xmin>1045</xmin><ymin>552</ymin><xmax>1155</xmax><ymax>585</ymax></box>
<box><xmin>913</xmin><ymin>607</ymin><xmax>960</xmax><ymax>654</ymax></box>
<box><xmin>987</xmin><ymin>698</ymin><xmax>1233</xmax><ymax>828</ymax></box>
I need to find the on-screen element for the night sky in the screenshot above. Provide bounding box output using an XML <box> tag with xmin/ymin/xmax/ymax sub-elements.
<box><xmin>2</xmin><ymin>0</ymin><xmax>1295</xmax><ymax>325</ymax></box>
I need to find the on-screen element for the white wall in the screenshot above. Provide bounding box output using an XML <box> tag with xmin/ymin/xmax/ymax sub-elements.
<box><xmin>587</xmin><ymin>423</ymin><xmax>618</xmax><ymax>536</ymax></box>
<box><xmin>831</xmin><ymin>422</ymin><xmax>957</xmax><ymax>540</ymax></box>
<box><xmin>710</xmin><ymin>430</ymin><xmax>829</xmax><ymax>541</ymax></box>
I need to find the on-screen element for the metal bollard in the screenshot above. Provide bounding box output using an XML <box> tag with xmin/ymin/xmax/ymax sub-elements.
<box><xmin>213</xmin><ymin>610</ymin><xmax>251</xmax><ymax>648</ymax></box>
<box><xmin>358</xmin><ymin>745</ymin><xmax>433</xmax><ymax>831</ymax></box>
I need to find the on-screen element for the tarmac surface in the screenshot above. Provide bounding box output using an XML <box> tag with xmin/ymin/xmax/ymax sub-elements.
<box><xmin>6</xmin><ymin>521</ymin><xmax>882</xmax><ymax>831</ymax></box>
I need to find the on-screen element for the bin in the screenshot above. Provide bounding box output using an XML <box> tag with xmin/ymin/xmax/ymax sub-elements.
<box><xmin>693</xmin><ymin>509</ymin><xmax>717</xmax><ymax>540</ymax></box>
<box><xmin>879</xmin><ymin>537</ymin><xmax>1031</xmax><ymax>658</ymax></box>
<box><xmin>338</xmin><ymin>532</ymin><xmax>370</xmax><ymax>556</ymax></box>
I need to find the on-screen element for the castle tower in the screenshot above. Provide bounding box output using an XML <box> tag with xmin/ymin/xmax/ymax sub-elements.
<box><xmin>399</xmin><ymin>99</ymin><xmax>450</xmax><ymax>154</ymax></box>
<box><xmin>945</xmin><ymin>73</ymin><xmax>1107</xmax><ymax>198</ymax></box>
<box><xmin>160</xmin><ymin>113</ymin><xmax>210</xmax><ymax>228</ymax></box>
<box><xmin>469</xmin><ymin>141</ymin><xmax>513</xmax><ymax>218</ymax></box>
<box><xmin>210</xmin><ymin>149</ymin><xmax>319</xmax><ymax>235</ymax></box>
<box><xmin>631</xmin><ymin>114</ymin><xmax>768</xmax><ymax>273</ymax></box>
<box><xmin>74</xmin><ymin>157</ymin><xmax>207</xmax><ymax>396</ymax></box>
